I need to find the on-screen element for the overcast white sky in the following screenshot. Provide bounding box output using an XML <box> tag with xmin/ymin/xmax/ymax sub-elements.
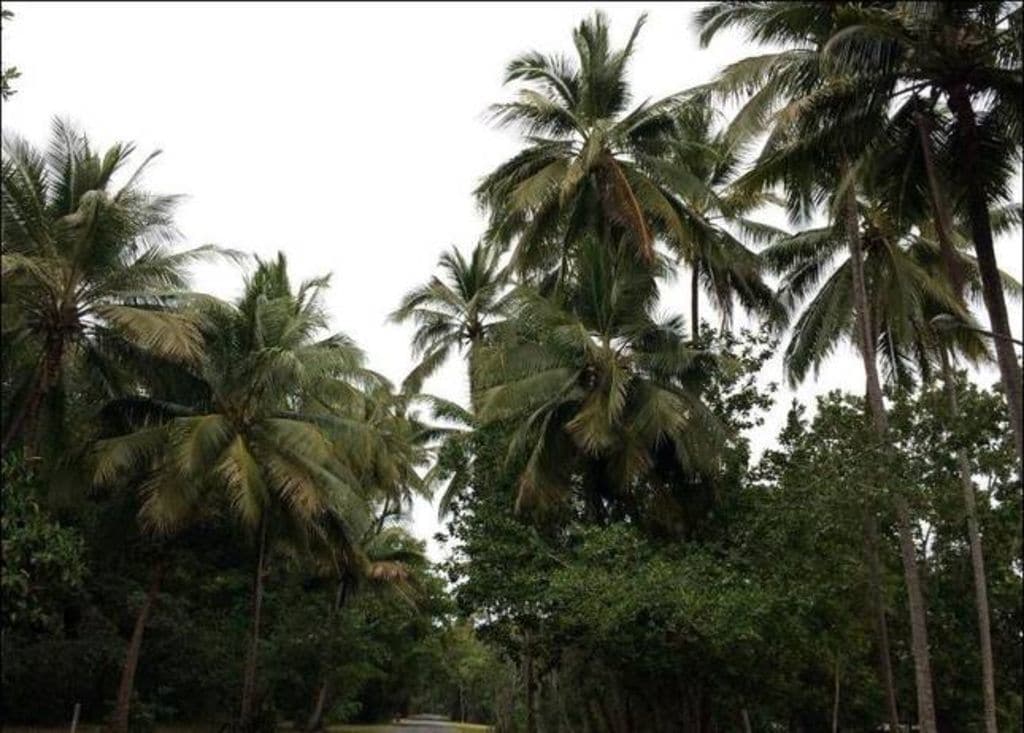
<box><xmin>3</xmin><ymin>2</ymin><xmax>1020</xmax><ymax>559</ymax></box>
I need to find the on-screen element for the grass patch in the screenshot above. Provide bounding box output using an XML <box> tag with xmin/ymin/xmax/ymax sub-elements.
<box><xmin>329</xmin><ymin>725</ymin><xmax>492</xmax><ymax>733</ymax></box>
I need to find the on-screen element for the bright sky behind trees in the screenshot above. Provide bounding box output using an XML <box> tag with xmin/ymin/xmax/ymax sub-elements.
<box><xmin>3</xmin><ymin>0</ymin><xmax>1020</xmax><ymax>557</ymax></box>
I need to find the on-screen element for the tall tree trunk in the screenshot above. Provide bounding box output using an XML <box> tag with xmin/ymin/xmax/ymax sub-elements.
<box><xmin>305</xmin><ymin>576</ymin><xmax>350</xmax><ymax>731</ymax></box>
<box><xmin>239</xmin><ymin>520</ymin><xmax>269</xmax><ymax>730</ymax></box>
<box><xmin>864</xmin><ymin>513</ymin><xmax>902</xmax><ymax>732</ymax></box>
<box><xmin>1</xmin><ymin>336</ymin><xmax>64</xmax><ymax>458</ymax></box>
<box><xmin>915</xmin><ymin>109</ymin><xmax>962</xmax><ymax>294</ymax></box>
<box><xmin>947</xmin><ymin>84</ymin><xmax>1024</xmax><ymax>477</ymax></box>
<box><xmin>940</xmin><ymin>352</ymin><xmax>998</xmax><ymax>733</ymax></box>
<box><xmin>524</xmin><ymin>630</ymin><xmax>538</xmax><ymax>733</ymax></box>
<box><xmin>892</xmin><ymin>498</ymin><xmax>936</xmax><ymax>733</ymax></box>
<box><xmin>691</xmin><ymin>265</ymin><xmax>700</xmax><ymax>342</ymax></box>
<box><xmin>524</xmin><ymin>626</ymin><xmax>540</xmax><ymax>733</ymax></box>
<box><xmin>109</xmin><ymin>560</ymin><xmax>164</xmax><ymax>733</ymax></box>
<box><xmin>841</xmin><ymin>166</ymin><xmax>938</xmax><ymax>733</ymax></box>
<box><xmin>741</xmin><ymin>708</ymin><xmax>753</xmax><ymax>733</ymax></box>
<box><xmin>843</xmin><ymin>163</ymin><xmax>902</xmax><ymax>733</ymax></box>
<box><xmin>0</xmin><ymin>371</ymin><xmax>42</xmax><ymax>458</ymax></box>
<box><xmin>831</xmin><ymin>656</ymin><xmax>841</xmax><ymax>733</ymax></box>
<box><xmin>468</xmin><ymin>344</ymin><xmax>481</xmax><ymax>416</ymax></box>
<box><xmin>921</xmin><ymin>102</ymin><xmax>999</xmax><ymax>732</ymax></box>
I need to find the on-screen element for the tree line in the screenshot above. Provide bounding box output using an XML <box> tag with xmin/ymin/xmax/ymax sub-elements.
<box><xmin>2</xmin><ymin>3</ymin><xmax>1022</xmax><ymax>732</ymax></box>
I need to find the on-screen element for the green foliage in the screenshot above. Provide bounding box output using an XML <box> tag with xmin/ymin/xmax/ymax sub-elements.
<box><xmin>2</xmin><ymin>6</ymin><xmax>1022</xmax><ymax>733</ymax></box>
<box><xmin>0</xmin><ymin>455</ymin><xmax>87</xmax><ymax>634</ymax></box>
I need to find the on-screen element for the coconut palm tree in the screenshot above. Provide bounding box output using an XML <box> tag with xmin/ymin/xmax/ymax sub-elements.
<box><xmin>474</xmin><ymin>237</ymin><xmax>724</xmax><ymax>527</ymax></box>
<box><xmin>822</xmin><ymin>0</ymin><xmax>1024</xmax><ymax>479</ymax></box>
<box><xmin>94</xmin><ymin>253</ymin><xmax>370</xmax><ymax>730</ymax></box>
<box><xmin>476</xmin><ymin>11</ymin><xmax>712</xmax><ymax>281</ymax></box>
<box><xmin>695</xmin><ymin>4</ymin><xmax>938</xmax><ymax>729</ymax></box>
<box><xmin>390</xmin><ymin>242</ymin><xmax>509</xmax><ymax>406</ymax></box>
<box><xmin>764</xmin><ymin>201</ymin><xmax>1020</xmax><ymax>390</ymax></box>
<box><xmin>764</xmin><ymin>192</ymin><xmax>1019</xmax><ymax>733</ymax></box>
<box><xmin>1</xmin><ymin>118</ymin><xmax>225</xmax><ymax>458</ymax></box>
<box><xmin>304</xmin><ymin>521</ymin><xmax>426</xmax><ymax>731</ymax></box>
<box><xmin>92</xmin><ymin>353</ymin><xmax>224</xmax><ymax>733</ymax></box>
<box><xmin>662</xmin><ymin>100</ymin><xmax>786</xmax><ymax>340</ymax></box>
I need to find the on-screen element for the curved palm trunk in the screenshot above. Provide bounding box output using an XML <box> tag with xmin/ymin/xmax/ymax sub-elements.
<box><xmin>842</xmin><ymin>168</ymin><xmax>937</xmax><ymax>733</ymax></box>
<box><xmin>0</xmin><ymin>374</ymin><xmax>41</xmax><ymax>457</ymax></box>
<box><xmin>691</xmin><ymin>266</ymin><xmax>700</xmax><ymax>342</ymax></box>
<box><xmin>109</xmin><ymin>560</ymin><xmax>165</xmax><ymax>733</ymax></box>
<box><xmin>915</xmin><ymin>110</ymin><xmax>962</xmax><ymax>294</ymax></box>
<box><xmin>239</xmin><ymin>520</ymin><xmax>269</xmax><ymax>730</ymax></box>
<box><xmin>1</xmin><ymin>336</ymin><xmax>64</xmax><ymax>458</ymax></box>
<box><xmin>305</xmin><ymin>577</ymin><xmax>349</xmax><ymax>731</ymax></box>
<box><xmin>940</xmin><ymin>351</ymin><xmax>998</xmax><ymax>733</ymax></box>
<box><xmin>947</xmin><ymin>85</ymin><xmax>1024</xmax><ymax>478</ymax></box>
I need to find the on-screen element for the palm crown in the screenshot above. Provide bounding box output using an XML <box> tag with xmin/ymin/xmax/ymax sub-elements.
<box><xmin>476</xmin><ymin>12</ymin><xmax>711</xmax><ymax>278</ymax></box>
<box><xmin>474</xmin><ymin>239</ymin><xmax>723</xmax><ymax>520</ymax></box>
<box><xmin>94</xmin><ymin>253</ymin><xmax>369</xmax><ymax>536</ymax></box>
<box><xmin>390</xmin><ymin>242</ymin><xmax>509</xmax><ymax>395</ymax></box>
<box><xmin>766</xmin><ymin>199</ymin><xmax>1021</xmax><ymax>388</ymax></box>
<box><xmin>1</xmin><ymin>118</ymin><xmax>225</xmax><ymax>455</ymax></box>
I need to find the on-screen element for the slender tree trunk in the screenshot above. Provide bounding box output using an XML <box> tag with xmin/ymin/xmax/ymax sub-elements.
<box><xmin>940</xmin><ymin>352</ymin><xmax>998</xmax><ymax>733</ymax></box>
<box><xmin>843</xmin><ymin>163</ymin><xmax>901</xmax><ymax>733</ymax></box>
<box><xmin>915</xmin><ymin>109</ymin><xmax>962</xmax><ymax>294</ymax></box>
<box><xmin>920</xmin><ymin>104</ymin><xmax>1003</xmax><ymax>730</ymax></box>
<box><xmin>553</xmin><ymin>669</ymin><xmax>571</xmax><ymax>733</ymax></box>
<box><xmin>239</xmin><ymin>520</ymin><xmax>269</xmax><ymax>730</ymax></box>
<box><xmin>832</xmin><ymin>656</ymin><xmax>841</xmax><ymax>733</ymax></box>
<box><xmin>0</xmin><ymin>373</ymin><xmax>41</xmax><ymax>457</ymax></box>
<box><xmin>468</xmin><ymin>344</ymin><xmax>481</xmax><ymax>416</ymax></box>
<box><xmin>947</xmin><ymin>84</ymin><xmax>1024</xmax><ymax>477</ymax></box>
<box><xmin>1</xmin><ymin>336</ymin><xmax>64</xmax><ymax>458</ymax></box>
<box><xmin>307</xmin><ymin>681</ymin><xmax>329</xmax><ymax>733</ymax></box>
<box><xmin>892</xmin><ymin>498</ymin><xmax>936</xmax><ymax>733</ymax></box>
<box><xmin>864</xmin><ymin>513</ymin><xmax>902</xmax><ymax>732</ymax></box>
<box><xmin>741</xmin><ymin>708</ymin><xmax>753</xmax><ymax>733</ymax></box>
<box><xmin>691</xmin><ymin>265</ymin><xmax>700</xmax><ymax>342</ymax></box>
<box><xmin>109</xmin><ymin>560</ymin><xmax>165</xmax><ymax>733</ymax></box>
<box><xmin>305</xmin><ymin>576</ymin><xmax>349</xmax><ymax>731</ymax></box>
<box><xmin>841</xmin><ymin>165</ymin><xmax>938</xmax><ymax>733</ymax></box>
<box><xmin>524</xmin><ymin>630</ymin><xmax>538</xmax><ymax>733</ymax></box>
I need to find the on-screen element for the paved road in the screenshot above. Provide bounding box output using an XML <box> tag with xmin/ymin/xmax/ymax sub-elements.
<box><xmin>380</xmin><ymin>717</ymin><xmax>482</xmax><ymax>733</ymax></box>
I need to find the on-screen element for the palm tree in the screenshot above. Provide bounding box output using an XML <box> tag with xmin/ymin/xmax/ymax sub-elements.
<box><xmin>663</xmin><ymin>100</ymin><xmax>785</xmax><ymax>340</ymax></box>
<box><xmin>695</xmin><ymin>4</ymin><xmax>938</xmax><ymax>730</ymax></box>
<box><xmin>765</xmin><ymin>196</ymin><xmax>1020</xmax><ymax>733</ymax></box>
<box><xmin>302</xmin><ymin>382</ymin><xmax>443</xmax><ymax>730</ymax></box>
<box><xmin>390</xmin><ymin>242</ymin><xmax>508</xmax><ymax>406</ymax></box>
<box><xmin>763</xmin><ymin>203</ymin><xmax>1020</xmax><ymax>388</ymax></box>
<box><xmin>92</xmin><ymin>353</ymin><xmax>223</xmax><ymax>733</ymax></box>
<box><xmin>94</xmin><ymin>253</ymin><xmax>369</xmax><ymax>730</ymax></box>
<box><xmin>823</xmin><ymin>0</ymin><xmax>1024</xmax><ymax>478</ymax></box>
<box><xmin>474</xmin><ymin>238</ymin><xmax>723</xmax><ymax>526</ymax></box>
<box><xmin>422</xmin><ymin>395</ymin><xmax>476</xmax><ymax>521</ymax></box>
<box><xmin>1</xmin><ymin>118</ymin><xmax>225</xmax><ymax>458</ymax></box>
<box><xmin>476</xmin><ymin>11</ymin><xmax>710</xmax><ymax>280</ymax></box>
<box><xmin>764</xmin><ymin>200</ymin><xmax>1020</xmax><ymax>389</ymax></box>
<box><xmin>304</xmin><ymin>521</ymin><xmax>426</xmax><ymax>731</ymax></box>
